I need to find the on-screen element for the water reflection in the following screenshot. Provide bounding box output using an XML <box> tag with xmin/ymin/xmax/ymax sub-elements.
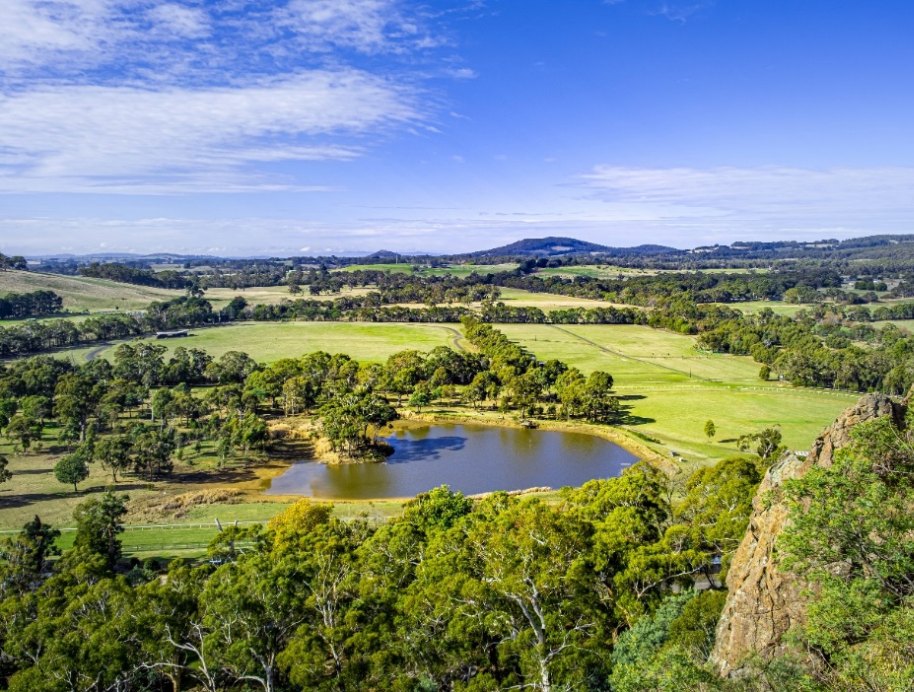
<box><xmin>383</xmin><ymin>435</ymin><xmax>466</xmax><ymax>463</ymax></box>
<box><xmin>265</xmin><ymin>423</ymin><xmax>639</xmax><ymax>500</ymax></box>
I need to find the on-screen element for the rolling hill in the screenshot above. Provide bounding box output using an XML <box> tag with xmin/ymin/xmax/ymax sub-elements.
<box><xmin>468</xmin><ymin>236</ymin><xmax>680</xmax><ymax>258</ymax></box>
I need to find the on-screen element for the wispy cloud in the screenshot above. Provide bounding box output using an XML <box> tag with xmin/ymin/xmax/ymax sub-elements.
<box><xmin>652</xmin><ymin>1</ymin><xmax>715</xmax><ymax>23</ymax></box>
<box><xmin>0</xmin><ymin>0</ymin><xmax>448</xmax><ymax>80</ymax></box>
<box><xmin>0</xmin><ymin>72</ymin><xmax>419</xmax><ymax>193</ymax></box>
<box><xmin>578</xmin><ymin>165</ymin><xmax>914</xmax><ymax>220</ymax></box>
<box><xmin>0</xmin><ymin>1</ymin><xmax>467</xmax><ymax>193</ymax></box>
<box><xmin>603</xmin><ymin>0</ymin><xmax>715</xmax><ymax>22</ymax></box>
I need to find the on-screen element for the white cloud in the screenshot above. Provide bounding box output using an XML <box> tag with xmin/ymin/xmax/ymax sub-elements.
<box><xmin>0</xmin><ymin>0</ymin><xmax>473</xmax><ymax>194</ymax></box>
<box><xmin>447</xmin><ymin>67</ymin><xmax>477</xmax><ymax>79</ymax></box>
<box><xmin>0</xmin><ymin>0</ymin><xmax>105</xmax><ymax>67</ymax></box>
<box><xmin>0</xmin><ymin>71</ymin><xmax>418</xmax><ymax>193</ymax></box>
<box><xmin>578</xmin><ymin>165</ymin><xmax>914</xmax><ymax>221</ymax></box>
<box><xmin>147</xmin><ymin>3</ymin><xmax>209</xmax><ymax>38</ymax></box>
<box><xmin>0</xmin><ymin>0</ymin><xmax>446</xmax><ymax>75</ymax></box>
<box><xmin>652</xmin><ymin>1</ymin><xmax>715</xmax><ymax>23</ymax></box>
<box><xmin>280</xmin><ymin>0</ymin><xmax>407</xmax><ymax>53</ymax></box>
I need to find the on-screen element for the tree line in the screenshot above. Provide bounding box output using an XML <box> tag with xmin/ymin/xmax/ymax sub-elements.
<box><xmin>0</xmin><ymin>290</ymin><xmax>63</xmax><ymax>320</ymax></box>
<box><xmin>0</xmin><ymin>253</ymin><xmax>27</xmax><ymax>271</ymax></box>
<box><xmin>79</xmin><ymin>262</ymin><xmax>191</xmax><ymax>290</ymax></box>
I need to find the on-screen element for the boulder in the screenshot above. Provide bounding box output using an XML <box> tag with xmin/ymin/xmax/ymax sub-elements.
<box><xmin>710</xmin><ymin>392</ymin><xmax>904</xmax><ymax>676</ymax></box>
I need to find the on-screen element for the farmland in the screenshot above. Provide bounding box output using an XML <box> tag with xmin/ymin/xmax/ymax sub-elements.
<box><xmin>0</xmin><ymin>270</ymin><xmax>178</xmax><ymax>312</ymax></box>
<box><xmin>81</xmin><ymin>321</ymin><xmax>464</xmax><ymax>364</ymax></box>
<box><xmin>334</xmin><ymin>262</ymin><xmax>518</xmax><ymax>277</ymax></box>
<box><xmin>498</xmin><ymin>323</ymin><xmax>854</xmax><ymax>462</ymax></box>
<box><xmin>53</xmin><ymin>318</ymin><xmax>852</xmax><ymax>463</ymax></box>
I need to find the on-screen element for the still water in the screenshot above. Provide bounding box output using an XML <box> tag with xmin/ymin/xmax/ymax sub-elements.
<box><xmin>265</xmin><ymin>423</ymin><xmax>639</xmax><ymax>499</ymax></box>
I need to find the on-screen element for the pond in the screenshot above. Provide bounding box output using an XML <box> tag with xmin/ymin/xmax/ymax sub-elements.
<box><xmin>265</xmin><ymin>423</ymin><xmax>640</xmax><ymax>500</ymax></box>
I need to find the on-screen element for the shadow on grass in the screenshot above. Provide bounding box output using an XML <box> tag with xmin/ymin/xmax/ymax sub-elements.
<box><xmin>615</xmin><ymin>402</ymin><xmax>655</xmax><ymax>427</ymax></box>
<box><xmin>175</xmin><ymin>467</ymin><xmax>260</xmax><ymax>485</ymax></box>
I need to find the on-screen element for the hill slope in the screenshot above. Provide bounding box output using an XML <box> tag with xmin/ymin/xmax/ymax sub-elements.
<box><xmin>469</xmin><ymin>236</ymin><xmax>679</xmax><ymax>257</ymax></box>
<box><xmin>0</xmin><ymin>270</ymin><xmax>181</xmax><ymax>313</ymax></box>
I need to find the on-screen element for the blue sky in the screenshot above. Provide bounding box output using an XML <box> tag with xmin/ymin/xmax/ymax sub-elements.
<box><xmin>1</xmin><ymin>0</ymin><xmax>913</xmax><ymax>256</ymax></box>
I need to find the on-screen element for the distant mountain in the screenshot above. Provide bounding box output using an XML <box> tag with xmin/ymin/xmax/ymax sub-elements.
<box><xmin>362</xmin><ymin>249</ymin><xmax>420</xmax><ymax>261</ymax></box>
<box><xmin>468</xmin><ymin>237</ymin><xmax>679</xmax><ymax>257</ymax></box>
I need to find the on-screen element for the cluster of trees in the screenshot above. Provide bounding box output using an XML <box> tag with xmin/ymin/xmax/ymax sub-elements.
<box><xmin>0</xmin><ymin>344</ymin><xmax>272</xmax><ymax>490</ymax></box>
<box><xmin>1</xmin><ymin>314</ymin><xmax>626</xmax><ymax>469</ymax></box>
<box><xmin>79</xmin><ymin>262</ymin><xmax>191</xmax><ymax>289</ymax></box>
<box><xmin>462</xmin><ymin>318</ymin><xmax>621</xmax><ymax>422</ymax></box>
<box><xmin>303</xmin><ymin>268</ymin><xmax>503</xmax><ymax>305</ymax></box>
<box><xmin>489</xmin><ymin>268</ymin><xmax>844</xmax><ymax>306</ymax></box>
<box><xmin>244</xmin><ymin>298</ymin><xmax>651</xmax><ymax>327</ymax></box>
<box><xmin>0</xmin><ymin>296</ymin><xmax>225</xmax><ymax>358</ymax></box>
<box><xmin>0</xmin><ymin>290</ymin><xmax>63</xmax><ymax>319</ymax></box>
<box><xmin>0</xmin><ymin>253</ymin><xmax>27</xmax><ymax>271</ymax></box>
<box><xmin>0</xmin><ymin>452</ymin><xmax>776</xmax><ymax>691</ymax></box>
<box><xmin>696</xmin><ymin>308</ymin><xmax>914</xmax><ymax>392</ymax></box>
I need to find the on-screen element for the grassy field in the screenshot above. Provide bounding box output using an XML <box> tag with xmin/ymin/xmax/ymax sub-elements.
<box><xmin>881</xmin><ymin>319</ymin><xmax>914</xmax><ymax>331</ymax></box>
<box><xmin>496</xmin><ymin>288</ymin><xmax>625</xmax><ymax>310</ymax></box>
<box><xmin>0</xmin><ymin>270</ymin><xmax>180</xmax><ymax>312</ymax></box>
<box><xmin>536</xmin><ymin>266</ymin><xmax>768</xmax><ymax>279</ymax></box>
<box><xmin>334</xmin><ymin>263</ymin><xmax>518</xmax><ymax>277</ymax></box>
<box><xmin>85</xmin><ymin>322</ymin><xmax>463</xmax><ymax>364</ymax></box>
<box><xmin>203</xmin><ymin>285</ymin><xmax>370</xmax><ymax>309</ymax></box>
<box><xmin>719</xmin><ymin>300</ymin><xmax>808</xmax><ymax>317</ymax></box>
<box><xmin>498</xmin><ymin>324</ymin><xmax>855</xmax><ymax>462</ymax></box>
<box><xmin>0</xmin><ymin>417</ymin><xmax>406</xmax><ymax>547</ymax></box>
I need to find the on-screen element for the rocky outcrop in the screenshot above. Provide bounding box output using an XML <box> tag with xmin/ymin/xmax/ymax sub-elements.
<box><xmin>710</xmin><ymin>393</ymin><xmax>905</xmax><ymax>677</ymax></box>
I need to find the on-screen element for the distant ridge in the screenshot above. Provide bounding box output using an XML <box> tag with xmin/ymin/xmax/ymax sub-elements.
<box><xmin>469</xmin><ymin>236</ymin><xmax>679</xmax><ymax>257</ymax></box>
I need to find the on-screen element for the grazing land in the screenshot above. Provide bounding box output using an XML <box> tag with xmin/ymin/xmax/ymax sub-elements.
<box><xmin>334</xmin><ymin>262</ymin><xmax>518</xmax><ymax>277</ymax></box>
<box><xmin>495</xmin><ymin>287</ymin><xmax>626</xmax><ymax>310</ymax></box>
<box><xmin>536</xmin><ymin>266</ymin><xmax>769</xmax><ymax>279</ymax></box>
<box><xmin>82</xmin><ymin>321</ymin><xmax>464</xmax><ymax>364</ymax></box>
<box><xmin>718</xmin><ymin>300</ymin><xmax>808</xmax><ymax>316</ymax></box>
<box><xmin>498</xmin><ymin>323</ymin><xmax>854</xmax><ymax>462</ymax></box>
<box><xmin>0</xmin><ymin>270</ymin><xmax>179</xmax><ymax>312</ymax></box>
<box><xmin>203</xmin><ymin>285</ymin><xmax>371</xmax><ymax>308</ymax></box>
<box><xmin>0</xmin><ymin>424</ymin><xmax>404</xmax><ymax>541</ymax></box>
<box><xmin>59</xmin><ymin>318</ymin><xmax>854</xmax><ymax>463</ymax></box>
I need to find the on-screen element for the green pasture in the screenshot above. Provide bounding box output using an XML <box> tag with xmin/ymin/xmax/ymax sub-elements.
<box><xmin>40</xmin><ymin>499</ymin><xmax>404</xmax><ymax>558</ymax></box>
<box><xmin>881</xmin><ymin>319</ymin><xmax>914</xmax><ymax>331</ymax></box>
<box><xmin>203</xmin><ymin>285</ymin><xmax>370</xmax><ymax>309</ymax></box>
<box><xmin>86</xmin><ymin>322</ymin><xmax>461</xmax><ymax>364</ymax></box>
<box><xmin>499</xmin><ymin>323</ymin><xmax>855</xmax><ymax>463</ymax></box>
<box><xmin>334</xmin><ymin>263</ymin><xmax>517</xmax><ymax>277</ymax></box>
<box><xmin>719</xmin><ymin>300</ymin><xmax>807</xmax><ymax>317</ymax></box>
<box><xmin>496</xmin><ymin>288</ymin><xmax>624</xmax><ymax>310</ymax></box>
<box><xmin>535</xmin><ymin>265</ymin><xmax>767</xmax><ymax>279</ymax></box>
<box><xmin>0</xmin><ymin>270</ymin><xmax>180</xmax><ymax>312</ymax></box>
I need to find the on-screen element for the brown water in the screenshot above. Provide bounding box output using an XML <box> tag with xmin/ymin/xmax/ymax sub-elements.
<box><xmin>265</xmin><ymin>423</ymin><xmax>639</xmax><ymax>499</ymax></box>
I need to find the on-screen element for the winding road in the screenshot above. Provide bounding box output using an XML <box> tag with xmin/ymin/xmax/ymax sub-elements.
<box><xmin>85</xmin><ymin>343</ymin><xmax>112</xmax><ymax>361</ymax></box>
<box><xmin>440</xmin><ymin>326</ymin><xmax>467</xmax><ymax>352</ymax></box>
